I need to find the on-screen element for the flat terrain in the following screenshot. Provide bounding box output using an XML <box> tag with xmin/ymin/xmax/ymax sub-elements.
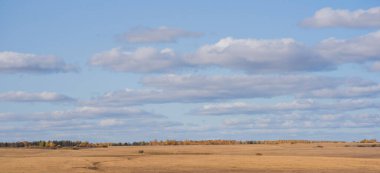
<box><xmin>1</xmin><ymin>143</ymin><xmax>380</xmax><ymax>173</ymax></box>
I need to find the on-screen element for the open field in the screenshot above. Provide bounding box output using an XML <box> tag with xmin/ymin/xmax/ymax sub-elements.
<box><xmin>1</xmin><ymin>143</ymin><xmax>380</xmax><ymax>173</ymax></box>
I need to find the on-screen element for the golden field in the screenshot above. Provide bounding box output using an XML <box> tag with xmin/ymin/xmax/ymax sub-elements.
<box><xmin>0</xmin><ymin>143</ymin><xmax>380</xmax><ymax>173</ymax></box>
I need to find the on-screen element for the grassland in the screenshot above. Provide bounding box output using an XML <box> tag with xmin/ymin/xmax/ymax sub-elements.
<box><xmin>0</xmin><ymin>143</ymin><xmax>380</xmax><ymax>173</ymax></box>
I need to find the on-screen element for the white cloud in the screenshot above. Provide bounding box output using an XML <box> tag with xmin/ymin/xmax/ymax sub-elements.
<box><xmin>301</xmin><ymin>7</ymin><xmax>380</xmax><ymax>28</ymax></box>
<box><xmin>0</xmin><ymin>51</ymin><xmax>78</xmax><ymax>73</ymax></box>
<box><xmin>121</xmin><ymin>26</ymin><xmax>202</xmax><ymax>43</ymax></box>
<box><xmin>317</xmin><ymin>31</ymin><xmax>380</xmax><ymax>63</ymax></box>
<box><xmin>187</xmin><ymin>37</ymin><xmax>331</xmax><ymax>73</ymax></box>
<box><xmin>0</xmin><ymin>91</ymin><xmax>75</xmax><ymax>102</ymax></box>
<box><xmin>90</xmin><ymin>47</ymin><xmax>183</xmax><ymax>73</ymax></box>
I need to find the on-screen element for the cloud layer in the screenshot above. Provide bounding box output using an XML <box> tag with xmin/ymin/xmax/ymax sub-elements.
<box><xmin>91</xmin><ymin>30</ymin><xmax>380</xmax><ymax>73</ymax></box>
<box><xmin>302</xmin><ymin>7</ymin><xmax>380</xmax><ymax>28</ymax></box>
<box><xmin>0</xmin><ymin>106</ymin><xmax>181</xmax><ymax>141</ymax></box>
<box><xmin>193</xmin><ymin>99</ymin><xmax>379</xmax><ymax>116</ymax></box>
<box><xmin>0</xmin><ymin>51</ymin><xmax>77</xmax><ymax>73</ymax></box>
<box><xmin>0</xmin><ymin>91</ymin><xmax>75</xmax><ymax>103</ymax></box>
<box><xmin>83</xmin><ymin>74</ymin><xmax>376</xmax><ymax>106</ymax></box>
<box><xmin>0</xmin><ymin>106</ymin><xmax>160</xmax><ymax>122</ymax></box>
<box><xmin>223</xmin><ymin>113</ymin><xmax>380</xmax><ymax>129</ymax></box>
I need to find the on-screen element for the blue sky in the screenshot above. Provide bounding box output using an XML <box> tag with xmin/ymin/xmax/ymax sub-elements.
<box><xmin>1</xmin><ymin>0</ymin><xmax>380</xmax><ymax>142</ymax></box>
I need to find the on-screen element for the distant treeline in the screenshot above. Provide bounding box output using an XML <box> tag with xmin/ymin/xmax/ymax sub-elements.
<box><xmin>0</xmin><ymin>140</ymin><xmax>109</xmax><ymax>148</ymax></box>
<box><xmin>0</xmin><ymin>139</ymin><xmax>348</xmax><ymax>148</ymax></box>
<box><xmin>115</xmin><ymin>139</ymin><xmax>345</xmax><ymax>146</ymax></box>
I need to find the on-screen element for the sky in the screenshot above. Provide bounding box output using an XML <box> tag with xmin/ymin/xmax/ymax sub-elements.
<box><xmin>1</xmin><ymin>0</ymin><xmax>380</xmax><ymax>142</ymax></box>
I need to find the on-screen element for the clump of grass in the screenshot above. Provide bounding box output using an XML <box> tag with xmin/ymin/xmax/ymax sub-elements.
<box><xmin>138</xmin><ymin>150</ymin><xmax>144</xmax><ymax>154</ymax></box>
<box><xmin>256</xmin><ymin>153</ymin><xmax>263</xmax><ymax>156</ymax></box>
<box><xmin>316</xmin><ymin>145</ymin><xmax>324</xmax><ymax>148</ymax></box>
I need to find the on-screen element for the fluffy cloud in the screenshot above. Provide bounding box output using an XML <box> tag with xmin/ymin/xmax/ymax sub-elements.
<box><xmin>301</xmin><ymin>7</ymin><xmax>380</xmax><ymax>28</ymax></box>
<box><xmin>85</xmin><ymin>74</ymin><xmax>368</xmax><ymax>106</ymax></box>
<box><xmin>189</xmin><ymin>32</ymin><xmax>380</xmax><ymax>71</ymax></box>
<box><xmin>92</xmin><ymin>31</ymin><xmax>380</xmax><ymax>73</ymax></box>
<box><xmin>0</xmin><ymin>91</ymin><xmax>75</xmax><ymax>102</ymax></box>
<box><xmin>90</xmin><ymin>47</ymin><xmax>183</xmax><ymax>73</ymax></box>
<box><xmin>317</xmin><ymin>31</ymin><xmax>380</xmax><ymax>63</ymax></box>
<box><xmin>191</xmin><ymin>32</ymin><xmax>380</xmax><ymax>70</ymax></box>
<box><xmin>121</xmin><ymin>26</ymin><xmax>202</xmax><ymax>43</ymax></box>
<box><xmin>0</xmin><ymin>51</ymin><xmax>77</xmax><ymax>73</ymax></box>
<box><xmin>193</xmin><ymin>99</ymin><xmax>379</xmax><ymax>116</ymax></box>
<box><xmin>93</xmin><ymin>37</ymin><xmax>331</xmax><ymax>73</ymax></box>
<box><xmin>186</xmin><ymin>37</ymin><xmax>331</xmax><ymax>73</ymax></box>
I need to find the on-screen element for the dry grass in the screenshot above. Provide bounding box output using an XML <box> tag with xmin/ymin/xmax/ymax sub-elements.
<box><xmin>0</xmin><ymin>143</ymin><xmax>380</xmax><ymax>173</ymax></box>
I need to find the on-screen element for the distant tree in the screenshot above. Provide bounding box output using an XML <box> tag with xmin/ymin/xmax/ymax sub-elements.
<box><xmin>47</xmin><ymin>141</ymin><xmax>56</xmax><ymax>148</ymax></box>
<box><xmin>78</xmin><ymin>141</ymin><xmax>89</xmax><ymax>147</ymax></box>
<box><xmin>39</xmin><ymin>141</ymin><xmax>46</xmax><ymax>148</ymax></box>
<box><xmin>360</xmin><ymin>139</ymin><xmax>377</xmax><ymax>143</ymax></box>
